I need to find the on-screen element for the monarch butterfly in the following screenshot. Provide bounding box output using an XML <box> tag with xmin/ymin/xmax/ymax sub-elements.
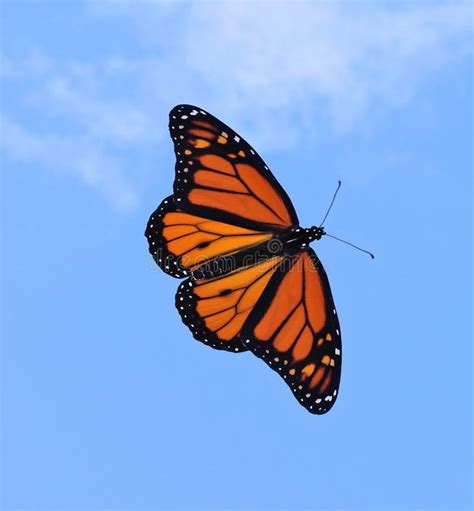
<box><xmin>146</xmin><ymin>105</ymin><xmax>342</xmax><ymax>414</ymax></box>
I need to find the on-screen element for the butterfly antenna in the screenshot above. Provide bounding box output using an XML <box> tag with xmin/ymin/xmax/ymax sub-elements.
<box><xmin>323</xmin><ymin>233</ymin><xmax>375</xmax><ymax>259</ymax></box>
<box><xmin>319</xmin><ymin>180</ymin><xmax>342</xmax><ymax>228</ymax></box>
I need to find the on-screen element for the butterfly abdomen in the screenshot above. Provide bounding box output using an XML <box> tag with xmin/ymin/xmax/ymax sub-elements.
<box><xmin>191</xmin><ymin>226</ymin><xmax>324</xmax><ymax>280</ymax></box>
<box><xmin>191</xmin><ymin>238</ymin><xmax>285</xmax><ymax>280</ymax></box>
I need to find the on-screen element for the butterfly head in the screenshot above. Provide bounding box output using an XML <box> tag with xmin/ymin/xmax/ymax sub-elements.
<box><xmin>308</xmin><ymin>226</ymin><xmax>325</xmax><ymax>241</ymax></box>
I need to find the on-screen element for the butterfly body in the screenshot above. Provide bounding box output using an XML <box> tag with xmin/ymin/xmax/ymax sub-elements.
<box><xmin>277</xmin><ymin>225</ymin><xmax>325</xmax><ymax>250</ymax></box>
<box><xmin>189</xmin><ymin>225</ymin><xmax>325</xmax><ymax>280</ymax></box>
<box><xmin>146</xmin><ymin>105</ymin><xmax>342</xmax><ymax>414</ymax></box>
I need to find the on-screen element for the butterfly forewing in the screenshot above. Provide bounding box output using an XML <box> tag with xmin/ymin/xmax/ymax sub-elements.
<box><xmin>169</xmin><ymin>105</ymin><xmax>298</xmax><ymax>230</ymax></box>
<box><xmin>243</xmin><ymin>249</ymin><xmax>342</xmax><ymax>414</ymax></box>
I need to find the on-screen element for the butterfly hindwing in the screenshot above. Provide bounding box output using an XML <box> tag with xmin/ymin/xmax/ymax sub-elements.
<box><xmin>146</xmin><ymin>195</ymin><xmax>274</xmax><ymax>278</ymax></box>
<box><xmin>169</xmin><ymin>104</ymin><xmax>298</xmax><ymax>230</ymax></box>
<box><xmin>243</xmin><ymin>248</ymin><xmax>342</xmax><ymax>414</ymax></box>
<box><xmin>175</xmin><ymin>256</ymin><xmax>284</xmax><ymax>352</ymax></box>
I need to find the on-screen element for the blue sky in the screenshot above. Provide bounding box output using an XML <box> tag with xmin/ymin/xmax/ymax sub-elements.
<box><xmin>1</xmin><ymin>2</ymin><xmax>472</xmax><ymax>510</ymax></box>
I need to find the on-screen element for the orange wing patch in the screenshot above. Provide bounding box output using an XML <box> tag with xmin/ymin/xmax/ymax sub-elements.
<box><xmin>176</xmin><ymin>257</ymin><xmax>283</xmax><ymax>351</ymax></box>
<box><xmin>254</xmin><ymin>251</ymin><xmax>327</xmax><ymax>361</ymax></box>
<box><xmin>146</xmin><ymin>196</ymin><xmax>272</xmax><ymax>278</ymax></box>
<box><xmin>186</xmin><ymin>148</ymin><xmax>292</xmax><ymax>227</ymax></box>
<box><xmin>245</xmin><ymin>250</ymin><xmax>341</xmax><ymax>414</ymax></box>
<box><xmin>162</xmin><ymin>210</ymin><xmax>271</xmax><ymax>269</ymax></box>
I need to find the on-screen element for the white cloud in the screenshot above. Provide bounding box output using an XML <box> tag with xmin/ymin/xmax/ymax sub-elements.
<box><xmin>2</xmin><ymin>1</ymin><xmax>471</xmax><ymax>209</ymax></box>
<box><xmin>92</xmin><ymin>1</ymin><xmax>471</xmax><ymax>133</ymax></box>
<box><xmin>43</xmin><ymin>75</ymin><xmax>155</xmax><ymax>145</ymax></box>
<box><xmin>1</xmin><ymin>117</ymin><xmax>137</xmax><ymax>210</ymax></box>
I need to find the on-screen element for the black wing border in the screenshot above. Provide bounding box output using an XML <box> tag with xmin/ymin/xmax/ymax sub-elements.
<box><xmin>145</xmin><ymin>195</ymin><xmax>192</xmax><ymax>279</ymax></box>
